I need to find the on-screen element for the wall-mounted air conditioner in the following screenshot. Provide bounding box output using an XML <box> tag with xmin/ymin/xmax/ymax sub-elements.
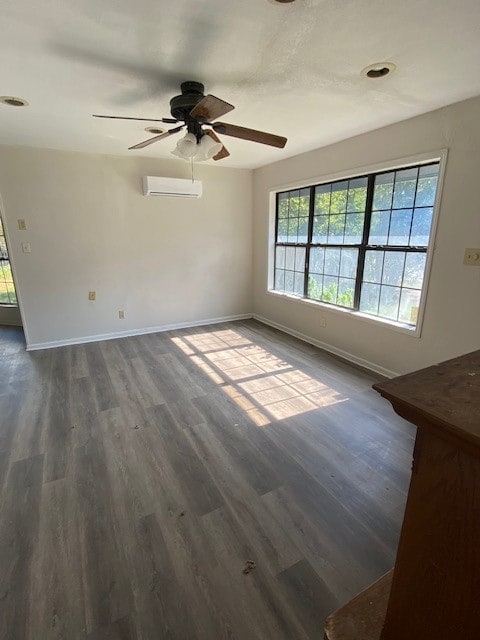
<box><xmin>143</xmin><ymin>176</ymin><xmax>203</xmax><ymax>198</ymax></box>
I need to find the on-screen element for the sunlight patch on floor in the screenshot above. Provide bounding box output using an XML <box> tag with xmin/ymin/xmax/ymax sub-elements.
<box><xmin>171</xmin><ymin>329</ymin><xmax>347</xmax><ymax>426</ymax></box>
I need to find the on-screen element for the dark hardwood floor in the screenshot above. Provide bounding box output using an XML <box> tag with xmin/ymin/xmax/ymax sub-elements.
<box><xmin>0</xmin><ymin>320</ymin><xmax>415</xmax><ymax>640</ymax></box>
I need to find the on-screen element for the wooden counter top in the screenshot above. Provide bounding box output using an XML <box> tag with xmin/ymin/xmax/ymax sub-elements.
<box><xmin>373</xmin><ymin>350</ymin><xmax>480</xmax><ymax>458</ymax></box>
<box><xmin>324</xmin><ymin>571</ymin><xmax>392</xmax><ymax>640</ymax></box>
<box><xmin>325</xmin><ymin>350</ymin><xmax>480</xmax><ymax>640</ymax></box>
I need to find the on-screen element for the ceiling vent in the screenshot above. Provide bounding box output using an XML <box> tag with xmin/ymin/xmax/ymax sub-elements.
<box><xmin>142</xmin><ymin>176</ymin><xmax>202</xmax><ymax>198</ymax></box>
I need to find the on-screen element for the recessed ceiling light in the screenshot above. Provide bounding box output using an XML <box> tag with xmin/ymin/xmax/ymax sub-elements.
<box><xmin>269</xmin><ymin>0</ymin><xmax>297</xmax><ymax>4</ymax></box>
<box><xmin>145</xmin><ymin>126</ymin><xmax>166</xmax><ymax>135</ymax></box>
<box><xmin>0</xmin><ymin>96</ymin><xmax>29</xmax><ymax>107</ymax></box>
<box><xmin>361</xmin><ymin>62</ymin><xmax>396</xmax><ymax>79</ymax></box>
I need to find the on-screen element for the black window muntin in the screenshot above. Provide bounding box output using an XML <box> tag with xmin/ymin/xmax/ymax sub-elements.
<box><xmin>273</xmin><ymin>161</ymin><xmax>439</xmax><ymax>325</ymax></box>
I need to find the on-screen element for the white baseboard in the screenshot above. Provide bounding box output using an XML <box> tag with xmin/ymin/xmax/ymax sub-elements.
<box><xmin>26</xmin><ymin>311</ymin><xmax>399</xmax><ymax>378</ymax></box>
<box><xmin>253</xmin><ymin>314</ymin><xmax>400</xmax><ymax>379</ymax></box>
<box><xmin>26</xmin><ymin>313</ymin><xmax>253</xmax><ymax>351</ymax></box>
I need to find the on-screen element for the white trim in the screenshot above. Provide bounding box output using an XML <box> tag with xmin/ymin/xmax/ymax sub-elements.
<box><xmin>413</xmin><ymin>148</ymin><xmax>448</xmax><ymax>336</ymax></box>
<box><xmin>267</xmin><ymin>149</ymin><xmax>448</xmax><ymax>193</ymax></box>
<box><xmin>253</xmin><ymin>313</ymin><xmax>400</xmax><ymax>379</ymax></box>
<box><xmin>265</xmin><ymin>289</ymin><xmax>418</xmax><ymax>336</ymax></box>
<box><xmin>267</xmin><ymin>148</ymin><xmax>448</xmax><ymax>338</ymax></box>
<box><xmin>26</xmin><ymin>313</ymin><xmax>253</xmax><ymax>351</ymax></box>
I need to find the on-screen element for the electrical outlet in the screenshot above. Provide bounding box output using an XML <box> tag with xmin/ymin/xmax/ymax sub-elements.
<box><xmin>21</xmin><ymin>242</ymin><xmax>31</xmax><ymax>253</ymax></box>
<box><xmin>464</xmin><ymin>248</ymin><xmax>480</xmax><ymax>266</ymax></box>
<box><xmin>119</xmin><ymin>310</ymin><xmax>125</xmax><ymax>319</ymax></box>
<box><xmin>88</xmin><ymin>291</ymin><xmax>96</xmax><ymax>301</ymax></box>
<box><xmin>319</xmin><ymin>317</ymin><xmax>327</xmax><ymax>328</ymax></box>
<box><xmin>18</xmin><ymin>219</ymin><xmax>26</xmax><ymax>230</ymax></box>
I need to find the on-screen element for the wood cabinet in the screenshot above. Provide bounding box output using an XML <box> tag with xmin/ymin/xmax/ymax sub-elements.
<box><xmin>324</xmin><ymin>350</ymin><xmax>480</xmax><ymax>640</ymax></box>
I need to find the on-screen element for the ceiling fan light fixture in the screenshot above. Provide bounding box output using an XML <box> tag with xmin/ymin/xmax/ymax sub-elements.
<box><xmin>0</xmin><ymin>96</ymin><xmax>29</xmax><ymax>107</ymax></box>
<box><xmin>195</xmin><ymin>134</ymin><xmax>222</xmax><ymax>161</ymax></box>
<box><xmin>175</xmin><ymin>132</ymin><xmax>197</xmax><ymax>159</ymax></box>
<box><xmin>361</xmin><ymin>62</ymin><xmax>396</xmax><ymax>79</ymax></box>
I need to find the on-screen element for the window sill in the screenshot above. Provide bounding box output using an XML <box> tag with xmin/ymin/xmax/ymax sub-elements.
<box><xmin>266</xmin><ymin>289</ymin><xmax>421</xmax><ymax>337</ymax></box>
<box><xmin>0</xmin><ymin>303</ymin><xmax>19</xmax><ymax>309</ymax></box>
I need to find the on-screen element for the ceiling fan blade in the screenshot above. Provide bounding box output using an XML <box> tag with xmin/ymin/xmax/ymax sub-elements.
<box><xmin>93</xmin><ymin>114</ymin><xmax>178</xmax><ymax>123</ymax></box>
<box><xmin>205</xmin><ymin>130</ymin><xmax>230</xmax><ymax>161</ymax></box>
<box><xmin>212</xmin><ymin>122</ymin><xmax>287</xmax><ymax>148</ymax></box>
<box><xmin>128</xmin><ymin>125</ymin><xmax>184</xmax><ymax>150</ymax></box>
<box><xmin>190</xmin><ymin>95</ymin><xmax>234</xmax><ymax>122</ymax></box>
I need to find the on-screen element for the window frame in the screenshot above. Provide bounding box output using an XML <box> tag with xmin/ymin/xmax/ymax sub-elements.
<box><xmin>267</xmin><ymin>150</ymin><xmax>448</xmax><ymax>337</ymax></box>
<box><xmin>0</xmin><ymin>213</ymin><xmax>19</xmax><ymax>308</ymax></box>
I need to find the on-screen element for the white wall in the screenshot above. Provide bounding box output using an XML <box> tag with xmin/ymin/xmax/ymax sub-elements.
<box><xmin>253</xmin><ymin>96</ymin><xmax>480</xmax><ymax>376</ymax></box>
<box><xmin>0</xmin><ymin>146</ymin><xmax>252</xmax><ymax>347</ymax></box>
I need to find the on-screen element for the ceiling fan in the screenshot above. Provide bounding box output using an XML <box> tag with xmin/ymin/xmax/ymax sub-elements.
<box><xmin>93</xmin><ymin>81</ymin><xmax>287</xmax><ymax>161</ymax></box>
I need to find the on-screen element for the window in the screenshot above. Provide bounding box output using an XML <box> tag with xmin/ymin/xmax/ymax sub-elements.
<box><xmin>0</xmin><ymin>217</ymin><xmax>18</xmax><ymax>305</ymax></box>
<box><xmin>273</xmin><ymin>161</ymin><xmax>440</xmax><ymax>330</ymax></box>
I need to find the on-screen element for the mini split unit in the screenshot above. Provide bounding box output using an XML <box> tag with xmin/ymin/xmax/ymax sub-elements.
<box><xmin>142</xmin><ymin>176</ymin><xmax>202</xmax><ymax>198</ymax></box>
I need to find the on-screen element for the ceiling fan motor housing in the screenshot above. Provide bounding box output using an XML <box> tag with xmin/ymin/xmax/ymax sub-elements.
<box><xmin>170</xmin><ymin>81</ymin><xmax>205</xmax><ymax>121</ymax></box>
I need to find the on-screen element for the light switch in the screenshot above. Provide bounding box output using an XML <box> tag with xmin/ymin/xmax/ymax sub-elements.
<box><xmin>119</xmin><ymin>310</ymin><xmax>125</xmax><ymax>319</ymax></box>
<box><xmin>21</xmin><ymin>242</ymin><xmax>31</xmax><ymax>253</ymax></box>
<box><xmin>18</xmin><ymin>219</ymin><xmax>26</xmax><ymax>230</ymax></box>
<box><xmin>88</xmin><ymin>291</ymin><xmax>96</xmax><ymax>301</ymax></box>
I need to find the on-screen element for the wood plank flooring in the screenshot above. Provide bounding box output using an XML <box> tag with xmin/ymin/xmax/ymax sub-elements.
<box><xmin>0</xmin><ymin>320</ymin><xmax>415</xmax><ymax>640</ymax></box>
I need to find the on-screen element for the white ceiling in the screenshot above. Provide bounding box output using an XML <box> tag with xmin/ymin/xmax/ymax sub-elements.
<box><xmin>1</xmin><ymin>0</ymin><xmax>480</xmax><ymax>169</ymax></box>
